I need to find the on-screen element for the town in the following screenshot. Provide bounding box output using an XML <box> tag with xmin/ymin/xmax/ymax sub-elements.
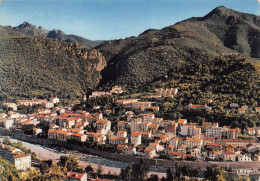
<box><xmin>0</xmin><ymin>85</ymin><xmax>260</xmax><ymax>180</ymax></box>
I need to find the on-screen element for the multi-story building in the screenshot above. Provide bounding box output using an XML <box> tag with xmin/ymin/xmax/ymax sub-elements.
<box><xmin>185</xmin><ymin>137</ymin><xmax>203</xmax><ymax>148</ymax></box>
<box><xmin>49</xmin><ymin>97</ymin><xmax>60</xmax><ymax>104</ymax></box>
<box><xmin>216</xmin><ymin>139</ymin><xmax>257</xmax><ymax>149</ymax></box>
<box><xmin>95</xmin><ymin>119</ymin><xmax>111</xmax><ymax>133</ymax></box>
<box><xmin>206</xmin><ymin>126</ymin><xmax>222</xmax><ymax>139</ymax></box>
<box><xmin>166</xmin><ymin>121</ymin><xmax>177</xmax><ymax>135</ymax></box>
<box><xmin>155</xmin><ymin>88</ymin><xmax>178</xmax><ymax>97</ymax></box>
<box><xmin>131</xmin><ymin>132</ymin><xmax>142</xmax><ymax>146</ymax></box>
<box><xmin>227</xmin><ymin>128</ymin><xmax>241</xmax><ymax>139</ymax></box>
<box><xmin>131</xmin><ymin>102</ymin><xmax>151</xmax><ymax>111</ymax></box>
<box><xmin>70</xmin><ymin>133</ymin><xmax>87</xmax><ymax>142</ymax></box>
<box><xmin>0</xmin><ymin>143</ymin><xmax>31</xmax><ymax>171</ymax></box>
<box><xmin>181</xmin><ymin>124</ymin><xmax>201</xmax><ymax>136</ymax></box>
<box><xmin>110</xmin><ymin>86</ymin><xmax>124</xmax><ymax>94</ymax></box>
<box><xmin>131</xmin><ymin>119</ymin><xmax>142</xmax><ymax>132</ymax></box>
<box><xmin>2</xmin><ymin>118</ymin><xmax>14</xmax><ymax>129</ymax></box>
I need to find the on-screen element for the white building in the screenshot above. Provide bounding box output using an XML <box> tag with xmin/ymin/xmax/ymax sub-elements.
<box><xmin>49</xmin><ymin>97</ymin><xmax>60</xmax><ymax>104</ymax></box>
<box><xmin>0</xmin><ymin>143</ymin><xmax>31</xmax><ymax>171</ymax></box>
<box><xmin>206</xmin><ymin>126</ymin><xmax>222</xmax><ymax>139</ymax></box>
<box><xmin>2</xmin><ymin>118</ymin><xmax>14</xmax><ymax>130</ymax></box>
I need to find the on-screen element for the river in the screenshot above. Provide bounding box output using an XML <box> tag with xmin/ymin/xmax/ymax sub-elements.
<box><xmin>0</xmin><ymin>136</ymin><xmax>166</xmax><ymax>178</ymax></box>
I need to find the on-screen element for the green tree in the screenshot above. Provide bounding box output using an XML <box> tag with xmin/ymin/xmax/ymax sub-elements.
<box><xmin>3</xmin><ymin>136</ymin><xmax>12</xmax><ymax>145</ymax></box>
<box><xmin>85</xmin><ymin>165</ymin><xmax>94</xmax><ymax>174</ymax></box>
<box><xmin>204</xmin><ymin>165</ymin><xmax>226</xmax><ymax>181</ymax></box>
<box><xmin>58</xmin><ymin>155</ymin><xmax>82</xmax><ymax>172</ymax></box>
<box><xmin>132</xmin><ymin>159</ymin><xmax>150</xmax><ymax>180</ymax></box>
<box><xmin>120</xmin><ymin>166</ymin><xmax>131</xmax><ymax>181</ymax></box>
<box><xmin>97</xmin><ymin>165</ymin><xmax>103</xmax><ymax>178</ymax></box>
<box><xmin>166</xmin><ymin>167</ymin><xmax>174</xmax><ymax>181</ymax></box>
<box><xmin>19</xmin><ymin>167</ymin><xmax>41</xmax><ymax>181</ymax></box>
<box><xmin>149</xmin><ymin>174</ymin><xmax>159</xmax><ymax>181</ymax></box>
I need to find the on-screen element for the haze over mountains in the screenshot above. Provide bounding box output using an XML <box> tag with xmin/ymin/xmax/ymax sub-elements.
<box><xmin>5</xmin><ymin>22</ymin><xmax>105</xmax><ymax>48</ymax></box>
<box><xmin>0</xmin><ymin>6</ymin><xmax>259</xmax><ymax>100</ymax></box>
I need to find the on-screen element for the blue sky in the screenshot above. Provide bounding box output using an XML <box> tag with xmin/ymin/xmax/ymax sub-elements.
<box><xmin>0</xmin><ymin>0</ymin><xmax>259</xmax><ymax>40</ymax></box>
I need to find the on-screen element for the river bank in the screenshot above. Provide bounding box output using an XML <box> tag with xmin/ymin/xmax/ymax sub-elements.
<box><xmin>0</xmin><ymin>136</ymin><xmax>166</xmax><ymax>178</ymax></box>
<box><xmin>1</xmin><ymin>128</ymin><xmax>260</xmax><ymax>171</ymax></box>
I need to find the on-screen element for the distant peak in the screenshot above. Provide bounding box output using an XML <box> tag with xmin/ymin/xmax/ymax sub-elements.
<box><xmin>18</xmin><ymin>21</ymin><xmax>34</xmax><ymax>29</ymax></box>
<box><xmin>50</xmin><ymin>29</ymin><xmax>65</xmax><ymax>35</ymax></box>
<box><xmin>203</xmin><ymin>6</ymin><xmax>240</xmax><ymax>20</ymax></box>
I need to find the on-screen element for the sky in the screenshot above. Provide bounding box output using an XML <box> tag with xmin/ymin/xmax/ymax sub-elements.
<box><xmin>0</xmin><ymin>0</ymin><xmax>259</xmax><ymax>40</ymax></box>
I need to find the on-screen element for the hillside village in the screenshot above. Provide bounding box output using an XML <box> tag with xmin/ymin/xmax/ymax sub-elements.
<box><xmin>1</xmin><ymin>86</ymin><xmax>260</xmax><ymax>167</ymax></box>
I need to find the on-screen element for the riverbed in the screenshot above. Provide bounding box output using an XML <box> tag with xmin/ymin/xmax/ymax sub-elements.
<box><xmin>0</xmin><ymin>136</ymin><xmax>166</xmax><ymax>178</ymax></box>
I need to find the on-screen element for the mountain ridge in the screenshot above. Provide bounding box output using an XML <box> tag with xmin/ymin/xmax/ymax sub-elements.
<box><xmin>4</xmin><ymin>22</ymin><xmax>106</xmax><ymax>48</ymax></box>
<box><xmin>96</xmin><ymin>6</ymin><xmax>260</xmax><ymax>88</ymax></box>
<box><xmin>0</xmin><ymin>6</ymin><xmax>259</xmax><ymax>101</ymax></box>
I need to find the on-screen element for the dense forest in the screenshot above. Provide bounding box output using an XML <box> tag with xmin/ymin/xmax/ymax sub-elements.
<box><xmin>0</xmin><ymin>35</ymin><xmax>106</xmax><ymax>102</ymax></box>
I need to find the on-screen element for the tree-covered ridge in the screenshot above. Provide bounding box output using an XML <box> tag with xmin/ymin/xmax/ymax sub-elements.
<box><xmin>0</xmin><ymin>35</ymin><xmax>106</xmax><ymax>102</ymax></box>
<box><xmin>96</xmin><ymin>6</ymin><xmax>260</xmax><ymax>89</ymax></box>
<box><xmin>142</xmin><ymin>55</ymin><xmax>260</xmax><ymax>129</ymax></box>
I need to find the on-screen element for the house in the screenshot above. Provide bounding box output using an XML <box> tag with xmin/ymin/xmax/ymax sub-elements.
<box><xmin>117</xmin><ymin>144</ymin><xmax>127</xmax><ymax>153</ymax></box>
<box><xmin>110</xmin><ymin>86</ymin><xmax>124</xmax><ymax>94</ymax></box>
<box><xmin>109</xmin><ymin>137</ymin><xmax>128</xmax><ymax>145</ymax></box>
<box><xmin>70</xmin><ymin>133</ymin><xmax>87</xmax><ymax>142</ymax></box>
<box><xmin>148</xmin><ymin>142</ymin><xmax>163</xmax><ymax>152</ymax></box>
<box><xmin>208</xmin><ymin>151</ymin><xmax>221</xmax><ymax>161</ymax></box>
<box><xmin>216</xmin><ymin>139</ymin><xmax>257</xmax><ymax>149</ymax></box>
<box><xmin>166</xmin><ymin>121</ymin><xmax>177</xmax><ymax>135</ymax></box>
<box><xmin>138</xmin><ymin>113</ymin><xmax>155</xmax><ymax>122</ymax></box>
<box><xmin>148</xmin><ymin>124</ymin><xmax>159</xmax><ymax>134</ymax></box>
<box><xmin>117</xmin><ymin>130</ymin><xmax>127</xmax><ymax>138</ymax></box>
<box><xmin>131</xmin><ymin>102</ymin><xmax>152</xmax><ymax>111</ymax></box>
<box><xmin>2</xmin><ymin>118</ymin><xmax>14</xmax><ymax>129</ymax></box>
<box><xmin>95</xmin><ymin>119</ymin><xmax>111</xmax><ymax>134</ymax></box>
<box><xmin>125</xmin><ymin>146</ymin><xmax>136</xmax><ymax>156</ymax></box>
<box><xmin>221</xmin><ymin>150</ymin><xmax>237</xmax><ymax>162</ymax></box>
<box><xmin>117</xmin><ymin>121</ymin><xmax>130</xmax><ymax>130</ymax></box>
<box><xmin>65</xmin><ymin>172</ymin><xmax>87</xmax><ymax>181</ymax></box>
<box><xmin>139</xmin><ymin>122</ymin><xmax>150</xmax><ymax>132</ymax></box>
<box><xmin>116</xmin><ymin>99</ymin><xmax>138</xmax><ymax>106</ymax></box>
<box><xmin>131</xmin><ymin>119</ymin><xmax>142</xmax><ymax>132</ymax></box>
<box><xmin>89</xmin><ymin>91</ymin><xmax>111</xmax><ymax>98</ymax></box>
<box><xmin>131</xmin><ymin>132</ymin><xmax>142</xmax><ymax>146</ymax></box>
<box><xmin>33</xmin><ymin>128</ymin><xmax>42</xmax><ymax>137</ymax></box>
<box><xmin>155</xmin><ymin>88</ymin><xmax>178</xmax><ymax>97</ymax></box>
<box><xmin>206</xmin><ymin>124</ymin><xmax>222</xmax><ymax>139</ymax></box>
<box><xmin>49</xmin><ymin>97</ymin><xmax>60</xmax><ymax>104</ymax></box>
<box><xmin>247</xmin><ymin>128</ymin><xmax>256</xmax><ymax>136</ymax></box>
<box><xmin>227</xmin><ymin>128</ymin><xmax>241</xmax><ymax>139</ymax></box>
<box><xmin>144</xmin><ymin>148</ymin><xmax>156</xmax><ymax>158</ymax></box>
<box><xmin>177</xmin><ymin>119</ymin><xmax>187</xmax><ymax>127</ymax></box>
<box><xmin>206</xmin><ymin>143</ymin><xmax>222</xmax><ymax>151</ymax></box>
<box><xmin>238</xmin><ymin>153</ymin><xmax>252</xmax><ymax>162</ymax></box>
<box><xmin>3</xmin><ymin>102</ymin><xmax>17</xmax><ymax>111</ymax></box>
<box><xmin>230</xmin><ymin>103</ymin><xmax>239</xmax><ymax>108</ymax></box>
<box><xmin>178</xmin><ymin>145</ymin><xmax>187</xmax><ymax>153</ymax></box>
<box><xmin>168</xmin><ymin>151</ymin><xmax>185</xmax><ymax>159</ymax></box>
<box><xmin>165</xmin><ymin>145</ymin><xmax>175</xmax><ymax>155</ymax></box>
<box><xmin>0</xmin><ymin>143</ymin><xmax>31</xmax><ymax>171</ymax></box>
<box><xmin>191</xmin><ymin>146</ymin><xmax>201</xmax><ymax>157</ymax></box>
<box><xmin>145</xmin><ymin>106</ymin><xmax>159</xmax><ymax>113</ymax></box>
<box><xmin>255</xmin><ymin>107</ymin><xmax>260</xmax><ymax>113</ymax></box>
<box><xmin>92</xmin><ymin>134</ymin><xmax>106</xmax><ymax>144</ymax></box>
<box><xmin>186</xmin><ymin>104</ymin><xmax>210</xmax><ymax>112</ymax></box>
<box><xmin>202</xmin><ymin>122</ymin><xmax>212</xmax><ymax>133</ymax></box>
<box><xmin>185</xmin><ymin>137</ymin><xmax>203</xmax><ymax>148</ymax></box>
<box><xmin>238</xmin><ymin>108</ymin><xmax>245</xmax><ymax>114</ymax></box>
<box><xmin>125</xmin><ymin>111</ymin><xmax>134</xmax><ymax>121</ymax></box>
